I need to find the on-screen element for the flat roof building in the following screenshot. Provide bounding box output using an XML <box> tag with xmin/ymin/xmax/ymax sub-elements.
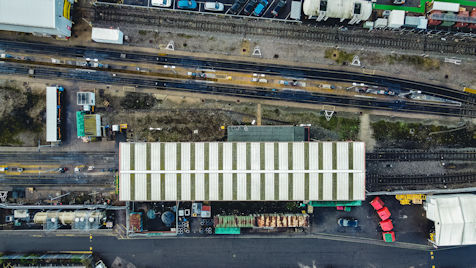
<box><xmin>46</xmin><ymin>86</ymin><xmax>63</xmax><ymax>143</ymax></box>
<box><xmin>119</xmin><ymin>141</ymin><xmax>365</xmax><ymax>202</ymax></box>
<box><xmin>0</xmin><ymin>0</ymin><xmax>73</xmax><ymax>38</ymax></box>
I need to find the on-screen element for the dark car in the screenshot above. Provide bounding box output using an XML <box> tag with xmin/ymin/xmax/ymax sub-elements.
<box><xmin>271</xmin><ymin>0</ymin><xmax>286</xmax><ymax>17</ymax></box>
<box><xmin>338</xmin><ymin>218</ymin><xmax>359</xmax><ymax>228</ymax></box>
<box><xmin>229</xmin><ymin>0</ymin><xmax>246</xmax><ymax>14</ymax></box>
<box><xmin>243</xmin><ymin>0</ymin><xmax>259</xmax><ymax>15</ymax></box>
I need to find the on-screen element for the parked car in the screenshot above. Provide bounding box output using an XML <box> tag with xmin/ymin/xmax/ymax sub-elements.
<box><xmin>252</xmin><ymin>0</ymin><xmax>268</xmax><ymax>16</ymax></box>
<box><xmin>337</xmin><ymin>218</ymin><xmax>359</xmax><ymax>228</ymax></box>
<box><xmin>151</xmin><ymin>0</ymin><xmax>172</xmax><ymax>7</ymax></box>
<box><xmin>204</xmin><ymin>1</ymin><xmax>224</xmax><ymax>11</ymax></box>
<box><xmin>271</xmin><ymin>0</ymin><xmax>286</xmax><ymax>17</ymax></box>
<box><xmin>177</xmin><ymin>0</ymin><xmax>197</xmax><ymax>9</ymax></box>
<box><xmin>243</xmin><ymin>0</ymin><xmax>259</xmax><ymax>15</ymax></box>
<box><xmin>229</xmin><ymin>0</ymin><xmax>246</xmax><ymax>14</ymax></box>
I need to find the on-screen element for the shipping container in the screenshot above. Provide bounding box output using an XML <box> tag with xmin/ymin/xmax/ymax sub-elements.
<box><xmin>91</xmin><ymin>28</ymin><xmax>124</xmax><ymax>45</ymax></box>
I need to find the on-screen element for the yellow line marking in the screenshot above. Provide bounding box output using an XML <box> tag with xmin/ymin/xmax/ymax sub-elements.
<box><xmin>89</xmin><ymin>247</ymin><xmax>93</xmax><ymax>251</ymax></box>
<box><xmin>431</xmin><ymin>256</ymin><xmax>434</xmax><ymax>260</ymax></box>
<box><xmin>31</xmin><ymin>234</ymin><xmax>43</xmax><ymax>237</ymax></box>
<box><xmin>430</xmin><ymin>251</ymin><xmax>433</xmax><ymax>255</ymax></box>
<box><xmin>432</xmin><ymin>266</ymin><xmax>435</xmax><ymax>268</ymax></box>
<box><xmin>60</xmin><ymin>251</ymin><xmax>93</xmax><ymax>254</ymax></box>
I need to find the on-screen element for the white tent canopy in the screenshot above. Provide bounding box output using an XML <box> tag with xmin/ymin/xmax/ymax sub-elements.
<box><xmin>424</xmin><ymin>194</ymin><xmax>476</xmax><ymax>246</ymax></box>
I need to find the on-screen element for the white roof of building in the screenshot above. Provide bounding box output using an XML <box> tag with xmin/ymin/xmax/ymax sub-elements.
<box><xmin>0</xmin><ymin>0</ymin><xmax>56</xmax><ymax>29</ymax></box>
<box><xmin>431</xmin><ymin>1</ymin><xmax>460</xmax><ymax>12</ymax></box>
<box><xmin>303</xmin><ymin>0</ymin><xmax>372</xmax><ymax>21</ymax></box>
<box><xmin>424</xmin><ymin>194</ymin><xmax>476</xmax><ymax>246</ymax></box>
<box><xmin>119</xmin><ymin>142</ymin><xmax>366</xmax><ymax>201</ymax></box>
<box><xmin>91</xmin><ymin>28</ymin><xmax>124</xmax><ymax>44</ymax></box>
<box><xmin>46</xmin><ymin>87</ymin><xmax>58</xmax><ymax>142</ymax></box>
<box><xmin>388</xmin><ymin>10</ymin><xmax>405</xmax><ymax>28</ymax></box>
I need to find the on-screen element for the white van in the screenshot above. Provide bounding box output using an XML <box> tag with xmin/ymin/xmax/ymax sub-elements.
<box><xmin>204</xmin><ymin>2</ymin><xmax>224</xmax><ymax>11</ymax></box>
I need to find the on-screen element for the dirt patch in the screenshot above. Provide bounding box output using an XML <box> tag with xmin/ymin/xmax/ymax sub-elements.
<box><xmin>0</xmin><ymin>81</ymin><xmax>44</xmax><ymax>146</ymax></box>
<box><xmin>358</xmin><ymin>113</ymin><xmax>376</xmax><ymax>152</ymax></box>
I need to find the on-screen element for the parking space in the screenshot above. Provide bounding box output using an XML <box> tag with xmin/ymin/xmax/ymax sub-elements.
<box><xmin>98</xmin><ymin>0</ymin><xmax>301</xmax><ymax>22</ymax></box>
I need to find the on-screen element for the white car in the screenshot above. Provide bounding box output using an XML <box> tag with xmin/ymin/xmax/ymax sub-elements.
<box><xmin>151</xmin><ymin>0</ymin><xmax>172</xmax><ymax>7</ymax></box>
<box><xmin>204</xmin><ymin>1</ymin><xmax>224</xmax><ymax>11</ymax></box>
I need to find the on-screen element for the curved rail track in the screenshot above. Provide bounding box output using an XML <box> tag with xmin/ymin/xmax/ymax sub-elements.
<box><xmin>0</xmin><ymin>62</ymin><xmax>473</xmax><ymax>117</ymax></box>
<box><xmin>93</xmin><ymin>3</ymin><xmax>476</xmax><ymax>55</ymax></box>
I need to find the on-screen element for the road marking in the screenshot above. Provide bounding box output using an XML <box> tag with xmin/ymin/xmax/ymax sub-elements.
<box><xmin>90</xmin><ymin>234</ymin><xmax>93</xmax><ymax>241</ymax></box>
<box><xmin>431</xmin><ymin>256</ymin><xmax>434</xmax><ymax>260</ymax></box>
<box><xmin>31</xmin><ymin>234</ymin><xmax>43</xmax><ymax>237</ymax></box>
<box><xmin>90</xmin><ymin>246</ymin><xmax>93</xmax><ymax>251</ymax></box>
<box><xmin>430</xmin><ymin>251</ymin><xmax>433</xmax><ymax>255</ymax></box>
<box><xmin>60</xmin><ymin>251</ymin><xmax>93</xmax><ymax>254</ymax></box>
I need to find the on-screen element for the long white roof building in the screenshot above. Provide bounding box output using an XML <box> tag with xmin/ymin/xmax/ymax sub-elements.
<box><xmin>119</xmin><ymin>142</ymin><xmax>366</xmax><ymax>202</ymax></box>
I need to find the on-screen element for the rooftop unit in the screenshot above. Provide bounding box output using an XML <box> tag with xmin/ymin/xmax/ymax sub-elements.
<box><xmin>303</xmin><ymin>0</ymin><xmax>372</xmax><ymax>24</ymax></box>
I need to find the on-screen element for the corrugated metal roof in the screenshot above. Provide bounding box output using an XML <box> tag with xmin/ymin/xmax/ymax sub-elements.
<box><xmin>227</xmin><ymin>126</ymin><xmax>307</xmax><ymax>142</ymax></box>
<box><xmin>46</xmin><ymin>87</ymin><xmax>58</xmax><ymax>142</ymax></box>
<box><xmin>0</xmin><ymin>0</ymin><xmax>56</xmax><ymax>29</ymax></box>
<box><xmin>425</xmin><ymin>194</ymin><xmax>476</xmax><ymax>246</ymax></box>
<box><xmin>119</xmin><ymin>142</ymin><xmax>366</xmax><ymax>202</ymax></box>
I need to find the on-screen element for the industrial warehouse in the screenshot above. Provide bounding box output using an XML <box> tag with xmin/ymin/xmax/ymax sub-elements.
<box><xmin>0</xmin><ymin>0</ymin><xmax>73</xmax><ymax>38</ymax></box>
<box><xmin>119</xmin><ymin>142</ymin><xmax>365</xmax><ymax>202</ymax></box>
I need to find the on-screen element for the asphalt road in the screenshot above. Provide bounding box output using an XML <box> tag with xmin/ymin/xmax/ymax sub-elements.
<box><xmin>0</xmin><ymin>152</ymin><xmax>117</xmax><ymax>186</ymax></box>
<box><xmin>0</xmin><ymin>232</ymin><xmax>475</xmax><ymax>267</ymax></box>
<box><xmin>0</xmin><ymin>233</ymin><xmax>426</xmax><ymax>267</ymax></box>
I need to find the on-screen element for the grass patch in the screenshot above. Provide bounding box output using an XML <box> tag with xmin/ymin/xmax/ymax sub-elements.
<box><xmin>372</xmin><ymin>120</ymin><xmax>475</xmax><ymax>149</ymax></box>
<box><xmin>138</xmin><ymin>30</ymin><xmax>148</xmax><ymax>36</ymax></box>
<box><xmin>0</xmin><ymin>85</ymin><xmax>43</xmax><ymax>145</ymax></box>
<box><xmin>387</xmin><ymin>54</ymin><xmax>440</xmax><ymax>70</ymax></box>
<box><xmin>262</xmin><ymin>108</ymin><xmax>360</xmax><ymax>140</ymax></box>
<box><xmin>325</xmin><ymin>49</ymin><xmax>355</xmax><ymax>65</ymax></box>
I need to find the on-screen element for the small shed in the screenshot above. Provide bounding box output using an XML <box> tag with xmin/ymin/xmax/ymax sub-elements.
<box><xmin>370</xmin><ymin>197</ymin><xmax>384</xmax><ymax>211</ymax></box>
<box><xmin>380</xmin><ymin>219</ymin><xmax>394</xmax><ymax>231</ymax></box>
<box><xmin>377</xmin><ymin>207</ymin><xmax>391</xmax><ymax>221</ymax></box>
<box><xmin>91</xmin><ymin>27</ymin><xmax>124</xmax><ymax>45</ymax></box>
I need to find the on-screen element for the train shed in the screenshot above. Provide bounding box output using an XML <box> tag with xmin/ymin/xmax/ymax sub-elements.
<box><xmin>119</xmin><ymin>141</ymin><xmax>366</xmax><ymax>202</ymax></box>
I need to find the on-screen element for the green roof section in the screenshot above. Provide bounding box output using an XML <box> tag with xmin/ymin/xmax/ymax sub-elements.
<box><xmin>76</xmin><ymin>111</ymin><xmax>85</xmax><ymax>137</ymax></box>
<box><xmin>373</xmin><ymin>0</ymin><xmax>476</xmax><ymax>13</ymax></box>
<box><xmin>227</xmin><ymin>126</ymin><xmax>307</xmax><ymax>142</ymax></box>
<box><xmin>215</xmin><ymin>227</ymin><xmax>241</xmax><ymax>234</ymax></box>
<box><xmin>309</xmin><ymin>201</ymin><xmax>362</xmax><ymax>207</ymax></box>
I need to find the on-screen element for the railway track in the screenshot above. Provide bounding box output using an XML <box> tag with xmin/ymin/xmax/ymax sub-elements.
<box><xmin>1</xmin><ymin>38</ymin><xmax>473</xmax><ymax>107</ymax></box>
<box><xmin>93</xmin><ymin>3</ymin><xmax>476</xmax><ymax>55</ymax></box>
<box><xmin>366</xmin><ymin>173</ymin><xmax>476</xmax><ymax>187</ymax></box>
<box><xmin>0</xmin><ymin>62</ymin><xmax>473</xmax><ymax>117</ymax></box>
<box><xmin>366</xmin><ymin>150</ymin><xmax>476</xmax><ymax>161</ymax></box>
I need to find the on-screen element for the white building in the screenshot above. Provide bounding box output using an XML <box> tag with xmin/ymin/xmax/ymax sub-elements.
<box><xmin>424</xmin><ymin>194</ymin><xmax>476</xmax><ymax>247</ymax></box>
<box><xmin>91</xmin><ymin>28</ymin><xmax>124</xmax><ymax>45</ymax></box>
<box><xmin>46</xmin><ymin>86</ymin><xmax>63</xmax><ymax>143</ymax></box>
<box><xmin>0</xmin><ymin>0</ymin><xmax>73</xmax><ymax>38</ymax></box>
<box><xmin>119</xmin><ymin>141</ymin><xmax>366</xmax><ymax>202</ymax></box>
<box><xmin>303</xmin><ymin>0</ymin><xmax>372</xmax><ymax>24</ymax></box>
